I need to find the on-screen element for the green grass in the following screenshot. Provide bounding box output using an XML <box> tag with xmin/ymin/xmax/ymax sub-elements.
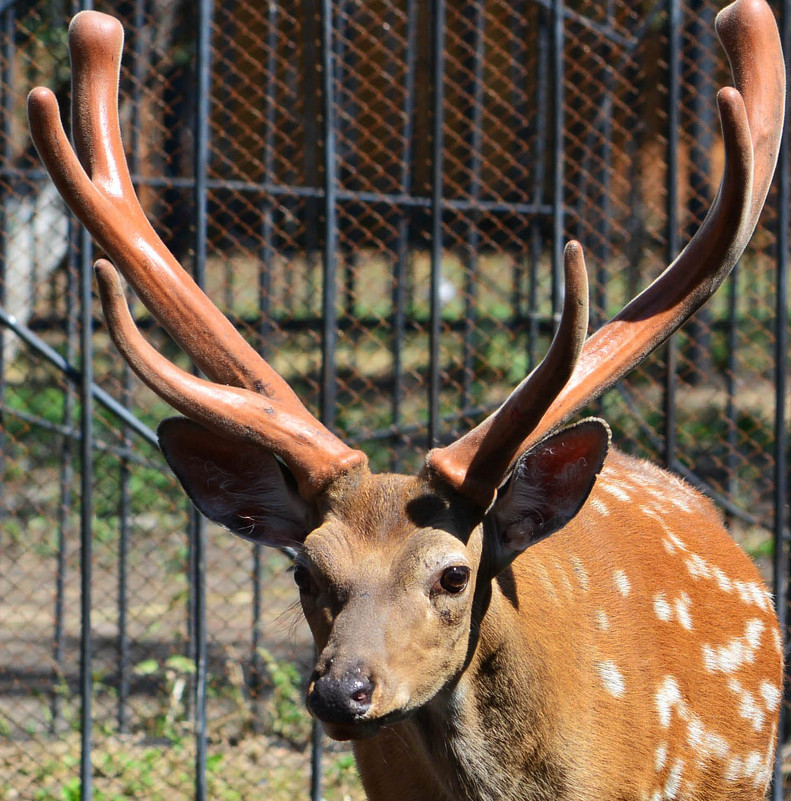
<box><xmin>2</xmin><ymin>733</ymin><xmax>364</xmax><ymax>801</ymax></box>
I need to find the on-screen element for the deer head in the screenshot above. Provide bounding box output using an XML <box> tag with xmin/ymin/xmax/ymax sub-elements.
<box><xmin>28</xmin><ymin>0</ymin><xmax>784</xmax><ymax>756</ymax></box>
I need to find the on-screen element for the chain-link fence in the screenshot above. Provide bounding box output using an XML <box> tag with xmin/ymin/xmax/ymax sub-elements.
<box><xmin>0</xmin><ymin>0</ymin><xmax>789</xmax><ymax>799</ymax></box>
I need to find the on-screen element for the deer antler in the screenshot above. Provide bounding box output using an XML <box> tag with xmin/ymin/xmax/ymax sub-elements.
<box><xmin>424</xmin><ymin>241</ymin><xmax>590</xmax><ymax>507</ymax></box>
<box><xmin>27</xmin><ymin>11</ymin><xmax>366</xmax><ymax>499</ymax></box>
<box><xmin>425</xmin><ymin>0</ymin><xmax>784</xmax><ymax>509</ymax></box>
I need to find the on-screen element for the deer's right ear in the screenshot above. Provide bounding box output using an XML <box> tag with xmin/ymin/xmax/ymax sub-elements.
<box><xmin>157</xmin><ymin>417</ymin><xmax>313</xmax><ymax>547</ymax></box>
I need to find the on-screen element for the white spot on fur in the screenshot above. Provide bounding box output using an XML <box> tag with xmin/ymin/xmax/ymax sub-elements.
<box><xmin>675</xmin><ymin>593</ymin><xmax>693</xmax><ymax>630</ymax></box>
<box><xmin>589</xmin><ymin>497</ymin><xmax>610</xmax><ymax>516</ymax></box>
<box><xmin>728</xmin><ymin>678</ymin><xmax>765</xmax><ymax>731</ymax></box>
<box><xmin>655</xmin><ymin>676</ymin><xmax>681</xmax><ymax>727</ymax></box>
<box><xmin>686</xmin><ymin>553</ymin><xmax>712</xmax><ymax>580</ymax></box>
<box><xmin>535</xmin><ymin>566</ymin><xmax>558</xmax><ymax>603</ymax></box>
<box><xmin>734</xmin><ymin>580</ymin><xmax>768</xmax><ymax>610</ymax></box>
<box><xmin>652</xmin><ymin>591</ymin><xmax>692</xmax><ymax>630</ymax></box>
<box><xmin>664</xmin><ymin>759</ymin><xmax>684</xmax><ymax>799</ymax></box>
<box><xmin>745</xmin><ymin>751</ymin><xmax>763</xmax><ymax>784</ymax></box>
<box><xmin>654</xmin><ymin>680</ymin><xmax>738</xmax><ymax>780</ymax></box>
<box><xmin>745</xmin><ymin>618</ymin><xmax>765</xmax><ymax>650</ymax></box>
<box><xmin>686</xmin><ymin>713</ymin><xmax>729</xmax><ymax>761</ymax></box>
<box><xmin>595</xmin><ymin>610</ymin><xmax>610</xmax><ymax>631</ymax></box>
<box><xmin>614</xmin><ymin>569</ymin><xmax>631</xmax><ymax>596</ymax></box>
<box><xmin>596</xmin><ymin>661</ymin><xmax>625</xmax><ymax>698</ymax></box>
<box><xmin>570</xmin><ymin>556</ymin><xmax>589</xmax><ymax>591</ymax></box>
<box><xmin>725</xmin><ymin>756</ymin><xmax>743</xmax><ymax>782</ymax></box>
<box><xmin>554</xmin><ymin>561</ymin><xmax>574</xmax><ymax>597</ymax></box>
<box><xmin>728</xmin><ymin>743</ymin><xmax>772</xmax><ymax>789</ymax></box>
<box><xmin>600</xmin><ymin>480</ymin><xmax>632</xmax><ymax>502</ymax></box>
<box><xmin>665</xmin><ymin>531</ymin><xmax>688</xmax><ymax>552</ymax></box>
<box><xmin>760</xmin><ymin>681</ymin><xmax>781</xmax><ymax>711</ymax></box>
<box><xmin>711</xmin><ymin>566</ymin><xmax>733</xmax><ymax>593</ymax></box>
<box><xmin>771</xmin><ymin>627</ymin><xmax>782</xmax><ymax>654</ymax></box>
<box><xmin>702</xmin><ymin>618</ymin><xmax>765</xmax><ymax>674</ymax></box>
<box><xmin>654</xmin><ymin>743</ymin><xmax>668</xmax><ymax>772</ymax></box>
<box><xmin>654</xmin><ymin>593</ymin><xmax>672</xmax><ymax>622</ymax></box>
<box><xmin>683</xmin><ymin>559</ymin><xmax>771</xmax><ymax>615</ymax></box>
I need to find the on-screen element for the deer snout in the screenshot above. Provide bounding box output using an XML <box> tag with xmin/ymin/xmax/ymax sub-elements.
<box><xmin>306</xmin><ymin>665</ymin><xmax>376</xmax><ymax>725</ymax></box>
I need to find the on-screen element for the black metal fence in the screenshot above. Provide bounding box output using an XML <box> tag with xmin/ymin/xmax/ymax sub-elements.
<box><xmin>0</xmin><ymin>0</ymin><xmax>789</xmax><ymax>799</ymax></box>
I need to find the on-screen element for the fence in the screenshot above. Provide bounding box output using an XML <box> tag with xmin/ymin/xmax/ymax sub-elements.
<box><xmin>0</xmin><ymin>0</ymin><xmax>789</xmax><ymax>799</ymax></box>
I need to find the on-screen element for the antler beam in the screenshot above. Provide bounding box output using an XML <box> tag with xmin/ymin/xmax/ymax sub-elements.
<box><xmin>27</xmin><ymin>11</ymin><xmax>367</xmax><ymax>499</ymax></box>
<box><xmin>425</xmin><ymin>0</ymin><xmax>785</xmax><ymax>508</ymax></box>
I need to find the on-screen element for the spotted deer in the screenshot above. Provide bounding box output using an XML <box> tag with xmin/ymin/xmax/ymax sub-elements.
<box><xmin>28</xmin><ymin>2</ymin><xmax>785</xmax><ymax>799</ymax></box>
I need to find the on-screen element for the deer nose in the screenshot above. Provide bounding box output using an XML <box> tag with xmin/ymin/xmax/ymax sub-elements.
<box><xmin>306</xmin><ymin>669</ymin><xmax>375</xmax><ymax>724</ymax></box>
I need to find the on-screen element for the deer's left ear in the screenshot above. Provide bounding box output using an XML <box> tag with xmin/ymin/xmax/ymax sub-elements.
<box><xmin>486</xmin><ymin>419</ymin><xmax>610</xmax><ymax>572</ymax></box>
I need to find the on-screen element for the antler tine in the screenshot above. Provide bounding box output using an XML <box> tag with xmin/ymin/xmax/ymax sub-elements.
<box><xmin>513</xmin><ymin>0</ymin><xmax>784</xmax><ymax>454</ymax></box>
<box><xmin>28</xmin><ymin>11</ymin><xmax>283</xmax><ymax>393</ymax></box>
<box><xmin>94</xmin><ymin>260</ymin><xmax>365</xmax><ymax>499</ymax></box>
<box><xmin>27</xmin><ymin>10</ymin><xmax>367</xmax><ymax>496</ymax></box>
<box><xmin>423</xmin><ymin>241</ymin><xmax>590</xmax><ymax>509</ymax></box>
<box><xmin>424</xmin><ymin>0</ymin><xmax>783</xmax><ymax>506</ymax></box>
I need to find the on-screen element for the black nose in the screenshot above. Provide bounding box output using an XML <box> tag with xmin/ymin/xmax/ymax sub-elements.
<box><xmin>307</xmin><ymin>669</ymin><xmax>375</xmax><ymax>724</ymax></box>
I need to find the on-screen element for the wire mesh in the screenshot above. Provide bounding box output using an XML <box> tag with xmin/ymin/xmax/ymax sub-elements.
<box><xmin>0</xmin><ymin>0</ymin><xmax>788</xmax><ymax>798</ymax></box>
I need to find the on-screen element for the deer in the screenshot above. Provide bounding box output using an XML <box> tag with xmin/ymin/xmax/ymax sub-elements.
<box><xmin>27</xmin><ymin>2</ymin><xmax>785</xmax><ymax>799</ymax></box>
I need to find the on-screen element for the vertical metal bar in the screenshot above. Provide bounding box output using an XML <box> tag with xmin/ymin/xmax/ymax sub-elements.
<box><xmin>54</xmin><ymin>217</ymin><xmax>78</xmax><ymax>735</ymax></box>
<box><xmin>192</xmin><ymin>0</ymin><xmax>213</xmax><ymax>797</ymax></box>
<box><xmin>303</xmin><ymin>0</ymin><xmax>321</xmax><ymax>313</ymax></box>
<box><xmin>428</xmin><ymin>0</ymin><xmax>446</xmax><ymax>447</ymax></box>
<box><xmin>623</xmin><ymin>56</ymin><xmax>643</xmax><ymax>303</ymax></box>
<box><xmin>550</xmin><ymin>0</ymin><xmax>564</xmax><ymax>325</ymax></box>
<box><xmin>771</xmin><ymin>3</ymin><xmax>790</xmax><ymax>797</ymax></box>
<box><xmin>320</xmin><ymin>0</ymin><xmax>339</xmax><ymax>434</ymax></box>
<box><xmin>724</xmin><ymin>266</ymin><xmax>739</xmax><ymax>513</ymax></box>
<box><xmin>313</xmin><ymin>1</ymin><xmax>339</xmax><ymax>793</ymax></box>
<box><xmin>680</xmin><ymin>0</ymin><xmax>715</xmax><ymax>388</ymax></box>
<box><xmin>116</xmin><ymin>0</ymin><xmax>148</xmax><ymax>736</ymax></box>
<box><xmin>508</xmin><ymin>0</ymin><xmax>526</xmax><ymax>332</ymax></box>
<box><xmin>391</xmin><ymin>0</ymin><xmax>417</xmax><ymax>470</ymax></box>
<box><xmin>663</xmin><ymin>0</ymin><xmax>681</xmax><ymax>468</ymax></box>
<box><xmin>506</xmin><ymin>0</ymin><xmax>524</xmax><ymax>346</ymax></box>
<box><xmin>117</xmin><ymin>414</ymin><xmax>131</xmax><ymax>735</ymax></box>
<box><xmin>334</xmin><ymin>0</ymin><xmax>356</xmax><ymax>325</ymax></box>
<box><xmin>528</xmin><ymin>4</ymin><xmax>550</xmax><ymax>371</ymax></box>
<box><xmin>252</xmin><ymin>0</ymin><xmax>279</xmax><ymax>729</ymax></box>
<box><xmin>0</xmin><ymin>2</ymin><xmax>10</xmax><ymax>537</ymax></box>
<box><xmin>76</xmin><ymin>0</ymin><xmax>95</xmax><ymax>793</ymax></box>
<box><xmin>79</xmin><ymin>212</ymin><xmax>94</xmax><ymax>801</ymax></box>
<box><xmin>461</xmin><ymin>0</ymin><xmax>485</xmax><ymax>414</ymax></box>
<box><xmin>593</xmin><ymin>0</ymin><xmax>615</xmax><ymax>328</ymax></box>
<box><xmin>310</xmin><ymin>706</ymin><xmax>324</xmax><ymax>801</ymax></box>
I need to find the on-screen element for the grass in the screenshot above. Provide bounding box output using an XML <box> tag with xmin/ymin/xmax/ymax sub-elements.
<box><xmin>0</xmin><ymin>732</ymin><xmax>364</xmax><ymax>801</ymax></box>
<box><xmin>0</xmin><ymin>626</ymin><xmax>365</xmax><ymax>801</ymax></box>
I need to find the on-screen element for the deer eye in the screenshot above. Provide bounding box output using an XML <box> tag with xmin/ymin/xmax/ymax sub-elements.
<box><xmin>438</xmin><ymin>565</ymin><xmax>470</xmax><ymax>594</ymax></box>
<box><xmin>293</xmin><ymin>564</ymin><xmax>313</xmax><ymax>593</ymax></box>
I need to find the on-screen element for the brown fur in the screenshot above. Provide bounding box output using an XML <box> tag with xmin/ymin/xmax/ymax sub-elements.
<box><xmin>296</xmin><ymin>451</ymin><xmax>780</xmax><ymax>801</ymax></box>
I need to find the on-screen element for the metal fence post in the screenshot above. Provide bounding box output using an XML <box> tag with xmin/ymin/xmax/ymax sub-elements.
<box><xmin>428</xmin><ymin>0</ymin><xmax>446</xmax><ymax>448</ymax></box>
<box><xmin>192</xmin><ymin>0</ymin><xmax>214</xmax><ymax>797</ymax></box>
<box><xmin>76</xmin><ymin>0</ymin><xmax>96</xmax><ymax>795</ymax></box>
<box><xmin>771</xmin><ymin>4</ymin><xmax>790</xmax><ymax>798</ymax></box>
<box><xmin>663</xmin><ymin>0</ymin><xmax>681</xmax><ymax>470</ymax></box>
<box><xmin>551</xmin><ymin>0</ymin><xmax>564</xmax><ymax>326</ymax></box>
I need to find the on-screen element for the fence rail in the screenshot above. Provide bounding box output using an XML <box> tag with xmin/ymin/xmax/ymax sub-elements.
<box><xmin>0</xmin><ymin>1</ymin><xmax>789</xmax><ymax>799</ymax></box>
